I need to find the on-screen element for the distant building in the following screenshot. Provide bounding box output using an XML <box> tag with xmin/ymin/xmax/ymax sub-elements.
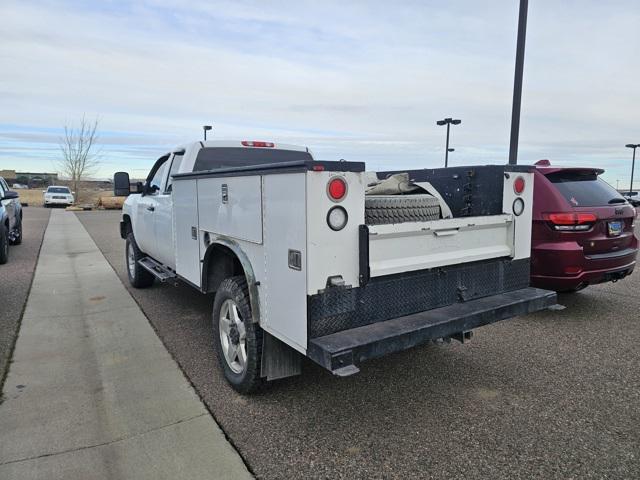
<box><xmin>9</xmin><ymin>172</ymin><xmax>59</xmax><ymax>188</ymax></box>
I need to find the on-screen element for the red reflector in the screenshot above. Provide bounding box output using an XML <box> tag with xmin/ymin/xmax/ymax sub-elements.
<box><xmin>312</xmin><ymin>165</ymin><xmax>325</xmax><ymax>172</ymax></box>
<box><xmin>241</xmin><ymin>141</ymin><xmax>274</xmax><ymax>148</ymax></box>
<box><xmin>327</xmin><ymin>177</ymin><xmax>347</xmax><ymax>201</ymax></box>
<box><xmin>545</xmin><ymin>212</ymin><xmax>597</xmax><ymax>225</ymax></box>
<box><xmin>564</xmin><ymin>266</ymin><xmax>582</xmax><ymax>275</ymax></box>
<box><xmin>513</xmin><ymin>176</ymin><xmax>525</xmax><ymax>195</ymax></box>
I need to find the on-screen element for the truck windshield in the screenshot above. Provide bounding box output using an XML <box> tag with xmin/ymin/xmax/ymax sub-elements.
<box><xmin>546</xmin><ymin>171</ymin><xmax>625</xmax><ymax>207</ymax></box>
<box><xmin>193</xmin><ymin>148</ymin><xmax>313</xmax><ymax>172</ymax></box>
<box><xmin>48</xmin><ymin>187</ymin><xmax>70</xmax><ymax>193</ymax></box>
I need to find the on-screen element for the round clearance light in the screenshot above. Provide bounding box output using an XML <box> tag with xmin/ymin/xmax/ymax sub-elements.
<box><xmin>513</xmin><ymin>197</ymin><xmax>525</xmax><ymax>216</ymax></box>
<box><xmin>327</xmin><ymin>206</ymin><xmax>348</xmax><ymax>231</ymax></box>
<box><xmin>327</xmin><ymin>176</ymin><xmax>347</xmax><ymax>202</ymax></box>
<box><xmin>513</xmin><ymin>176</ymin><xmax>526</xmax><ymax>195</ymax></box>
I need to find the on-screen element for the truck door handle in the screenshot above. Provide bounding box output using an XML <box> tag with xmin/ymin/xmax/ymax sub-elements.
<box><xmin>146</xmin><ymin>206</ymin><xmax>155</xmax><ymax>212</ymax></box>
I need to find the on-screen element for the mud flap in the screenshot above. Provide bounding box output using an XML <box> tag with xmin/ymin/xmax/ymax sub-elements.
<box><xmin>261</xmin><ymin>332</ymin><xmax>302</xmax><ymax>381</ymax></box>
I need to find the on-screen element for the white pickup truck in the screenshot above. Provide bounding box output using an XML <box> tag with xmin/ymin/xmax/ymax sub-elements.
<box><xmin>118</xmin><ymin>140</ymin><xmax>556</xmax><ymax>393</ymax></box>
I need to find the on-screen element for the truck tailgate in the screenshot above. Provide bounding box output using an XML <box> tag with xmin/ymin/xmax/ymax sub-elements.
<box><xmin>367</xmin><ymin>214</ymin><xmax>513</xmax><ymax>277</ymax></box>
<box><xmin>307</xmin><ymin>287</ymin><xmax>556</xmax><ymax>375</ymax></box>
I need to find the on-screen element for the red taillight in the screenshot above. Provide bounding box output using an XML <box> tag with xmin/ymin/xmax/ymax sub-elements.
<box><xmin>241</xmin><ymin>141</ymin><xmax>274</xmax><ymax>147</ymax></box>
<box><xmin>544</xmin><ymin>212</ymin><xmax>597</xmax><ymax>231</ymax></box>
<box><xmin>513</xmin><ymin>176</ymin><xmax>525</xmax><ymax>195</ymax></box>
<box><xmin>327</xmin><ymin>177</ymin><xmax>347</xmax><ymax>201</ymax></box>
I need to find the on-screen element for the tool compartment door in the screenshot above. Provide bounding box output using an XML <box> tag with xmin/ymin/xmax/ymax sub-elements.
<box><xmin>368</xmin><ymin>214</ymin><xmax>513</xmax><ymax>277</ymax></box>
<box><xmin>197</xmin><ymin>176</ymin><xmax>263</xmax><ymax>244</ymax></box>
<box><xmin>173</xmin><ymin>178</ymin><xmax>201</xmax><ymax>286</ymax></box>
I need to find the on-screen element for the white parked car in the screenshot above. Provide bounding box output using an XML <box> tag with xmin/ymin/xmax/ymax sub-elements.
<box><xmin>118</xmin><ymin>140</ymin><xmax>556</xmax><ymax>393</ymax></box>
<box><xmin>43</xmin><ymin>186</ymin><xmax>74</xmax><ymax>207</ymax></box>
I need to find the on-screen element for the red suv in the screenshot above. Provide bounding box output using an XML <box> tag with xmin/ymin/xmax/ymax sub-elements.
<box><xmin>530</xmin><ymin>160</ymin><xmax>638</xmax><ymax>292</ymax></box>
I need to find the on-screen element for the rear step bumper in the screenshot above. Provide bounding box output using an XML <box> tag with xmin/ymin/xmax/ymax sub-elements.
<box><xmin>307</xmin><ymin>287</ymin><xmax>557</xmax><ymax>376</ymax></box>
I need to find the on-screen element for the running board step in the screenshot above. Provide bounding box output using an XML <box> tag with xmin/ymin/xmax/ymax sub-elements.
<box><xmin>138</xmin><ymin>257</ymin><xmax>177</xmax><ymax>282</ymax></box>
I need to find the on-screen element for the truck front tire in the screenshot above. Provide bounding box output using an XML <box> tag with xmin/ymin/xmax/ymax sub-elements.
<box><xmin>213</xmin><ymin>276</ymin><xmax>263</xmax><ymax>394</ymax></box>
<box><xmin>125</xmin><ymin>233</ymin><xmax>155</xmax><ymax>288</ymax></box>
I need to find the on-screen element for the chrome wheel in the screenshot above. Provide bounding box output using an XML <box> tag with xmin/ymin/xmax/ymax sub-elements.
<box><xmin>218</xmin><ymin>299</ymin><xmax>247</xmax><ymax>374</ymax></box>
<box><xmin>127</xmin><ymin>242</ymin><xmax>136</xmax><ymax>278</ymax></box>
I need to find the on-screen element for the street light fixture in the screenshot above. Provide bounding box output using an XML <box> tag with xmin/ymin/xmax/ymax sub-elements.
<box><xmin>203</xmin><ymin>125</ymin><xmax>213</xmax><ymax>141</ymax></box>
<box><xmin>625</xmin><ymin>143</ymin><xmax>639</xmax><ymax>195</ymax></box>
<box><xmin>436</xmin><ymin>118</ymin><xmax>461</xmax><ymax>168</ymax></box>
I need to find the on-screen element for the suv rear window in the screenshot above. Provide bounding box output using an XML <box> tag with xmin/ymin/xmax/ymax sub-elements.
<box><xmin>47</xmin><ymin>187</ymin><xmax>70</xmax><ymax>194</ymax></box>
<box><xmin>193</xmin><ymin>148</ymin><xmax>312</xmax><ymax>172</ymax></box>
<box><xmin>546</xmin><ymin>171</ymin><xmax>625</xmax><ymax>207</ymax></box>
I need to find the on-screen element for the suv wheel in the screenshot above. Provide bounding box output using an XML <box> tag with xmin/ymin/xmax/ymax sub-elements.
<box><xmin>10</xmin><ymin>215</ymin><xmax>22</xmax><ymax>245</ymax></box>
<box><xmin>213</xmin><ymin>276</ymin><xmax>263</xmax><ymax>394</ymax></box>
<box><xmin>0</xmin><ymin>223</ymin><xmax>9</xmax><ymax>264</ymax></box>
<box><xmin>125</xmin><ymin>233</ymin><xmax>155</xmax><ymax>288</ymax></box>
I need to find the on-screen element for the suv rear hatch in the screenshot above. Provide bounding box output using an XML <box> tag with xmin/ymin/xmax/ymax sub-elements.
<box><xmin>543</xmin><ymin>169</ymin><xmax>636</xmax><ymax>256</ymax></box>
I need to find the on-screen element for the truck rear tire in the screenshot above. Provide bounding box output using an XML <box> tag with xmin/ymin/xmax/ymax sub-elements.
<box><xmin>126</xmin><ymin>233</ymin><xmax>155</xmax><ymax>288</ymax></box>
<box><xmin>213</xmin><ymin>276</ymin><xmax>263</xmax><ymax>394</ymax></box>
<box><xmin>0</xmin><ymin>223</ymin><xmax>8</xmax><ymax>264</ymax></box>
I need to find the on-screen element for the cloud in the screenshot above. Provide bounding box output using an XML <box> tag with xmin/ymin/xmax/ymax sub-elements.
<box><xmin>0</xmin><ymin>0</ymin><xmax>638</xmax><ymax>185</ymax></box>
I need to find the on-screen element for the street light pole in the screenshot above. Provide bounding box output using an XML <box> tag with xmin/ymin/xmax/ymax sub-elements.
<box><xmin>508</xmin><ymin>0</ymin><xmax>529</xmax><ymax>165</ymax></box>
<box><xmin>203</xmin><ymin>125</ymin><xmax>212</xmax><ymax>141</ymax></box>
<box><xmin>436</xmin><ymin>117</ymin><xmax>461</xmax><ymax>168</ymax></box>
<box><xmin>626</xmin><ymin>144</ymin><xmax>639</xmax><ymax>195</ymax></box>
<box><xmin>444</xmin><ymin>122</ymin><xmax>451</xmax><ymax>168</ymax></box>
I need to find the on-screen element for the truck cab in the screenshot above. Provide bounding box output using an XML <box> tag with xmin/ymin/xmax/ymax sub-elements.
<box><xmin>120</xmin><ymin>140</ymin><xmax>556</xmax><ymax>393</ymax></box>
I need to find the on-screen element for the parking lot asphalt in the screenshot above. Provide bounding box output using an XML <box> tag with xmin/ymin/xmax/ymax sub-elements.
<box><xmin>77</xmin><ymin>210</ymin><xmax>640</xmax><ymax>480</ymax></box>
<box><xmin>0</xmin><ymin>207</ymin><xmax>50</xmax><ymax>395</ymax></box>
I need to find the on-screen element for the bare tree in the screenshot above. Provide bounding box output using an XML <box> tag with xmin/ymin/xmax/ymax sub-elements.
<box><xmin>58</xmin><ymin>116</ymin><xmax>100</xmax><ymax>203</ymax></box>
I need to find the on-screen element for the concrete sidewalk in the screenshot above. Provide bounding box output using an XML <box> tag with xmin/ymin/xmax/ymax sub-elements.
<box><xmin>0</xmin><ymin>210</ymin><xmax>252</xmax><ymax>480</ymax></box>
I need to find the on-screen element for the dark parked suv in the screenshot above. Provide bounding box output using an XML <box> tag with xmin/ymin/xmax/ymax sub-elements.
<box><xmin>0</xmin><ymin>176</ymin><xmax>23</xmax><ymax>264</ymax></box>
<box><xmin>530</xmin><ymin>160</ymin><xmax>637</xmax><ymax>292</ymax></box>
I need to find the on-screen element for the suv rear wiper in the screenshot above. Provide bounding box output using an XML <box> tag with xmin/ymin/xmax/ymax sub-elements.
<box><xmin>608</xmin><ymin>198</ymin><xmax>627</xmax><ymax>204</ymax></box>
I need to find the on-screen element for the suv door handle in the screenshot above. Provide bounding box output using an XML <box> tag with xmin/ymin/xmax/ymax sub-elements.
<box><xmin>146</xmin><ymin>206</ymin><xmax>155</xmax><ymax>212</ymax></box>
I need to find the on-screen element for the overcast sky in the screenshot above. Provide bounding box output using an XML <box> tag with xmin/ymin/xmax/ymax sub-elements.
<box><xmin>1</xmin><ymin>0</ymin><xmax>638</xmax><ymax>186</ymax></box>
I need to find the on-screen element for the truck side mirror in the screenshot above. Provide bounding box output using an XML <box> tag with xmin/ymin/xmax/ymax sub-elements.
<box><xmin>136</xmin><ymin>182</ymin><xmax>144</xmax><ymax>194</ymax></box>
<box><xmin>113</xmin><ymin>171</ymin><xmax>131</xmax><ymax>196</ymax></box>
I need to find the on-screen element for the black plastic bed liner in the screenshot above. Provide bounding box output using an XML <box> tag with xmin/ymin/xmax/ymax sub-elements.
<box><xmin>307</xmin><ymin>287</ymin><xmax>556</xmax><ymax>375</ymax></box>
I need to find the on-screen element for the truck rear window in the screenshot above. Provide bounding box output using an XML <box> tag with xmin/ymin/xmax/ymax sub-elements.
<box><xmin>546</xmin><ymin>171</ymin><xmax>625</xmax><ymax>207</ymax></box>
<box><xmin>193</xmin><ymin>148</ymin><xmax>313</xmax><ymax>172</ymax></box>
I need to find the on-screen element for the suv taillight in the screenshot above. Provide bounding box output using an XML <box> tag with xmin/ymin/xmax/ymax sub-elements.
<box><xmin>544</xmin><ymin>212</ymin><xmax>597</xmax><ymax>231</ymax></box>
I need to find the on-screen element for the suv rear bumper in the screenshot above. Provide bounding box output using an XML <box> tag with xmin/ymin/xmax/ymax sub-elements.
<box><xmin>531</xmin><ymin>244</ymin><xmax>638</xmax><ymax>291</ymax></box>
<box><xmin>307</xmin><ymin>287</ymin><xmax>556</xmax><ymax>375</ymax></box>
<box><xmin>532</xmin><ymin>260</ymin><xmax>636</xmax><ymax>291</ymax></box>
